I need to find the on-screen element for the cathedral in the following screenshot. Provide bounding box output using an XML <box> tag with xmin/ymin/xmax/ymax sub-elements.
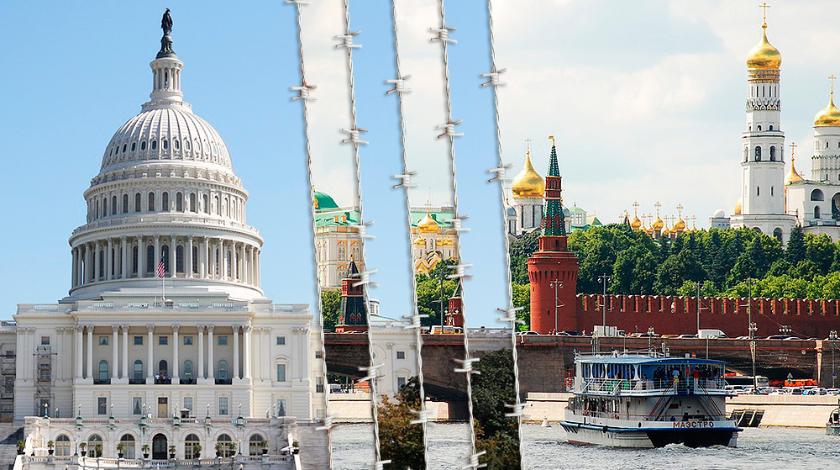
<box><xmin>13</xmin><ymin>12</ymin><xmax>328</xmax><ymax>467</ymax></box>
<box><xmin>726</xmin><ymin>11</ymin><xmax>840</xmax><ymax>242</ymax></box>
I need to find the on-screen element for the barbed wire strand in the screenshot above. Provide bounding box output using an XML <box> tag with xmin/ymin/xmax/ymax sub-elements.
<box><xmin>432</xmin><ymin>0</ymin><xmax>479</xmax><ymax>466</ymax></box>
<box><xmin>388</xmin><ymin>0</ymin><xmax>431</xmax><ymax>467</ymax></box>
<box><xmin>484</xmin><ymin>0</ymin><xmax>525</xmax><ymax>466</ymax></box>
<box><xmin>337</xmin><ymin>0</ymin><xmax>386</xmax><ymax>467</ymax></box>
<box><xmin>287</xmin><ymin>1</ymin><xmax>334</xmax><ymax>468</ymax></box>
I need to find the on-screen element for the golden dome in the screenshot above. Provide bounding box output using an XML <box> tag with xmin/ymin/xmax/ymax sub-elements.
<box><xmin>416</xmin><ymin>210</ymin><xmax>441</xmax><ymax>234</ymax></box>
<box><xmin>630</xmin><ymin>215</ymin><xmax>642</xmax><ymax>231</ymax></box>
<box><xmin>746</xmin><ymin>23</ymin><xmax>781</xmax><ymax>70</ymax></box>
<box><xmin>814</xmin><ymin>87</ymin><xmax>840</xmax><ymax>127</ymax></box>
<box><xmin>511</xmin><ymin>149</ymin><xmax>545</xmax><ymax>199</ymax></box>
<box><xmin>652</xmin><ymin>216</ymin><xmax>664</xmax><ymax>231</ymax></box>
<box><xmin>734</xmin><ymin>200</ymin><xmax>742</xmax><ymax>215</ymax></box>
<box><xmin>785</xmin><ymin>151</ymin><xmax>804</xmax><ymax>184</ymax></box>
<box><xmin>673</xmin><ymin>217</ymin><xmax>686</xmax><ymax>232</ymax></box>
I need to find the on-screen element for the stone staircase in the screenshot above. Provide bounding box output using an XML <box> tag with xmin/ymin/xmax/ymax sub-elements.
<box><xmin>0</xmin><ymin>424</ymin><xmax>22</xmax><ymax>468</ymax></box>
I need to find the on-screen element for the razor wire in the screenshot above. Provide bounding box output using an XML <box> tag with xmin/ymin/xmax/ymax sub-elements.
<box><xmin>388</xmin><ymin>0</ymin><xmax>431</xmax><ymax>468</ymax></box>
<box><xmin>483</xmin><ymin>0</ymin><xmax>526</xmax><ymax>465</ymax></box>
<box><xmin>286</xmin><ymin>1</ymin><xmax>334</xmax><ymax>468</ymax></box>
<box><xmin>336</xmin><ymin>0</ymin><xmax>389</xmax><ymax>467</ymax></box>
<box><xmin>430</xmin><ymin>0</ymin><xmax>481</xmax><ymax>467</ymax></box>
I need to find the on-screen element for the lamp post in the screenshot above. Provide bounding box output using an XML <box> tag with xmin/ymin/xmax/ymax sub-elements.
<box><xmin>597</xmin><ymin>274</ymin><xmax>611</xmax><ymax>330</ymax></box>
<box><xmin>647</xmin><ymin>327</ymin><xmax>655</xmax><ymax>352</ymax></box>
<box><xmin>830</xmin><ymin>330</ymin><xmax>838</xmax><ymax>388</ymax></box>
<box><xmin>739</xmin><ymin>278</ymin><xmax>759</xmax><ymax>393</ymax></box>
<box><xmin>549</xmin><ymin>279</ymin><xmax>563</xmax><ymax>335</ymax></box>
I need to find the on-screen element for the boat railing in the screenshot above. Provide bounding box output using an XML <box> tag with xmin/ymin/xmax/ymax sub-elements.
<box><xmin>580</xmin><ymin>377</ymin><xmax>727</xmax><ymax>395</ymax></box>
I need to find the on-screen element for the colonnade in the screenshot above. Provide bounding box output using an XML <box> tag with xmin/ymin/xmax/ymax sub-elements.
<box><xmin>70</xmin><ymin>236</ymin><xmax>260</xmax><ymax>289</ymax></box>
<box><xmin>73</xmin><ymin>324</ymin><xmax>253</xmax><ymax>384</ymax></box>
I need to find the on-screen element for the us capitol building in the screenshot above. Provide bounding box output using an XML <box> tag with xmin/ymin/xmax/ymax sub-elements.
<box><xmin>11</xmin><ymin>11</ymin><xmax>328</xmax><ymax>468</ymax></box>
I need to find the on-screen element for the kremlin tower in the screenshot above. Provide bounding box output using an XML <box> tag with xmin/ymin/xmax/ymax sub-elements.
<box><xmin>335</xmin><ymin>259</ymin><xmax>369</xmax><ymax>332</ymax></box>
<box><xmin>527</xmin><ymin>138</ymin><xmax>579</xmax><ymax>334</ymax></box>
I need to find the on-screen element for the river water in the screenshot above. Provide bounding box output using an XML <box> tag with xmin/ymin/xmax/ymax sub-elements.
<box><xmin>333</xmin><ymin>424</ymin><xmax>838</xmax><ymax>469</ymax></box>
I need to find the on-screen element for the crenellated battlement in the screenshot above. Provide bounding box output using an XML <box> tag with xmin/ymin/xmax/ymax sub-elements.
<box><xmin>575</xmin><ymin>294</ymin><xmax>840</xmax><ymax>338</ymax></box>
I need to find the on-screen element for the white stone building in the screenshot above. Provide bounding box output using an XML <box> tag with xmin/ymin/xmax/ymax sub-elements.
<box><xmin>729</xmin><ymin>13</ymin><xmax>840</xmax><ymax>242</ymax></box>
<box><xmin>13</xmin><ymin>14</ymin><xmax>327</xmax><ymax>468</ymax></box>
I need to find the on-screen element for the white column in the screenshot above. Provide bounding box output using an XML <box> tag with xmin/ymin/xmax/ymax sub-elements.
<box><xmin>71</xmin><ymin>248</ymin><xmax>78</xmax><ymax>287</ymax></box>
<box><xmin>146</xmin><ymin>325</ymin><xmax>154</xmax><ymax>384</ymax></box>
<box><xmin>186</xmin><ymin>237</ymin><xmax>194</xmax><ymax>278</ymax></box>
<box><xmin>122</xmin><ymin>326</ymin><xmax>128</xmax><ymax>380</ymax></box>
<box><xmin>201</xmin><ymin>238</ymin><xmax>208</xmax><ymax>278</ymax></box>
<box><xmin>221</xmin><ymin>241</ymin><xmax>228</xmax><ymax>281</ymax></box>
<box><xmin>233</xmin><ymin>325</ymin><xmax>240</xmax><ymax>380</ymax></box>
<box><xmin>238</xmin><ymin>243</ymin><xmax>244</xmax><ymax>281</ymax></box>
<box><xmin>154</xmin><ymin>237</ymin><xmax>161</xmax><ymax>275</ymax></box>
<box><xmin>93</xmin><ymin>242</ymin><xmax>100</xmax><ymax>281</ymax></box>
<box><xmin>172</xmin><ymin>325</ymin><xmax>180</xmax><ymax>384</ymax></box>
<box><xmin>111</xmin><ymin>326</ymin><xmax>118</xmax><ymax>380</ymax></box>
<box><xmin>121</xmin><ymin>237</ymin><xmax>128</xmax><ymax>279</ymax></box>
<box><xmin>86</xmin><ymin>326</ymin><xmax>93</xmax><ymax>381</ymax></box>
<box><xmin>207</xmin><ymin>326</ymin><xmax>214</xmax><ymax>380</ymax></box>
<box><xmin>243</xmin><ymin>325</ymin><xmax>252</xmax><ymax>380</ymax></box>
<box><xmin>75</xmin><ymin>326</ymin><xmax>83</xmax><ymax>380</ymax></box>
<box><xmin>198</xmin><ymin>326</ymin><xmax>204</xmax><ymax>380</ymax></box>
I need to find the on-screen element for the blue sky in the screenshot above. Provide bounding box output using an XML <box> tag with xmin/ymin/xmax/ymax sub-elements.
<box><xmin>2</xmin><ymin>1</ymin><xmax>836</xmax><ymax>326</ymax></box>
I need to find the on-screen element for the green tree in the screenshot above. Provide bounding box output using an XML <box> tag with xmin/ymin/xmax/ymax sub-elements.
<box><xmin>805</xmin><ymin>233</ymin><xmax>835</xmax><ymax>274</ymax></box>
<box><xmin>789</xmin><ymin>259</ymin><xmax>820</xmax><ymax>281</ymax></box>
<box><xmin>378</xmin><ymin>377</ymin><xmax>425</xmax><ymax>469</ymax></box>
<box><xmin>511</xmin><ymin>283</ymin><xmax>530</xmax><ymax>331</ymax></box>
<box><xmin>654</xmin><ymin>251</ymin><xmax>706</xmax><ymax>295</ymax></box>
<box><xmin>727</xmin><ymin>254</ymin><xmax>756</xmax><ymax>286</ymax></box>
<box><xmin>471</xmin><ymin>349</ymin><xmax>520</xmax><ymax>469</ymax></box>
<box><xmin>767</xmin><ymin>258</ymin><xmax>791</xmax><ymax>276</ymax></box>
<box><xmin>320</xmin><ymin>289</ymin><xmax>341</xmax><ymax>331</ymax></box>
<box><xmin>786</xmin><ymin>225</ymin><xmax>806</xmax><ymax>264</ymax></box>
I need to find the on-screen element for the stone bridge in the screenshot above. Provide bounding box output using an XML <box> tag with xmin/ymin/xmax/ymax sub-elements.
<box><xmin>325</xmin><ymin>333</ymin><xmax>840</xmax><ymax>398</ymax></box>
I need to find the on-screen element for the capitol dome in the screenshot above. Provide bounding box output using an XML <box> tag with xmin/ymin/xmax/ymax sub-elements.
<box><xmin>67</xmin><ymin>17</ymin><xmax>263</xmax><ymax>302</ymax></box>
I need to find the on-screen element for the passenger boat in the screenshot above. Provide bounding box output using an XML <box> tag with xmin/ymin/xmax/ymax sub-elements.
<box><xmin>561</xmin><ymin>352</ymin><xmax>740</xmax><ymax>448</ymax></box>
<box><xmin>827</xmin><ymin>400</ymin><xmax>840</xmax><ymax>436</ymax></box>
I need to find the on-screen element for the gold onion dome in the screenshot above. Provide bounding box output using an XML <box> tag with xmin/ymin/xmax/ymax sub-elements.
<box><xmin>673</xmin><ymin>217</ymin><xmax>686</xmax><ymax>232</ymax></box>
<box><xmin>630</xmin><ymin>215</ymin><xmax>642</xmax><ymax>230</ymax></box>
<box><xmin>814</xmin><ymin>87</ymin><xmax>840</xmax><ymax>127</ymax></box>
<box><xmin>511</xmin><ymin>149</ymin><xmax>545</xmax><ymax>198</ymax></box>
<box><xmin>786</xmin><ymin>151</ymin><xmax>804</xmax><ymax>185</ymax></box>
<box><xmin>652</xmin><ymin>216</ymin><xmax>664</xmax><ymax>231</ymax></box>
<box><xmin>746</xmin><ymin>22</ymin><xmax>781</xmax><ymax>70</ymax></box>
<box><xmin>416</xmin><ymin>210</ymin><xmax>441</xmax><ymax>234</ymax></box>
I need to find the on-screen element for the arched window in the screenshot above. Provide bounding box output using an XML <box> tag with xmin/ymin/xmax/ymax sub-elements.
<box><xmin>249</xmin><ymin>434</ymin><xmax>266</xmax><ymax>456</ymax></box>
<box><xmin>769</xmin><ymin>125</ymin><xmax>774</xmax><ymax>131</ymax></box>
<box><xmin>148</xmin><ymin>192</ymin><xmax>155</xmax><ymax>211</ymax></box>
<box><xmin>162</xmin><ymin>192</ymin><xmax>169</xmax><ymax>211</ymax></box>
<box><xmin>163</xmin><ymin>139</ymin><xmax>168</xmax><ymax>150</ymax></box>
<box><xmin>131</xmin><ymin>142</ymin><xmax>136</xmax><ymax>152</ymax></box>
<box><xmin>87</xmin><ymin>435</ymin><xmax>103</xmax><ymax>458</ymax></box>
<box><xmin>218</xmin><ymin>360</ymin><xmax>229</xmax><ymax>380</ymax></box>
<box><xmin>771</xmin><ymin>186</ymin><xmax>775</xmax><ymax>196</ymax></box>
<box><xmin>95</xmin><ymin>198</ymin><xmax>100</xmax><ymax>219</ymax></box>
<box><xmin>141</xmin><ymin>141</ymin><xmax>147</xmax><ymax>151</ymax></box>
<box><xmin>174</xmin><ymin>139</ymin><xmax>180</xmax><ymax>150</ymax></box>
<box><xmin>122</xmin><ymin>144</ymin><xmax>127</xmax><ymax>153</ymax></box>
<box><xmin>103</xmin><ymin>198</ymin><xmax>108</xmax><ymax>217</ymax></box>
<box><xmin>55</xmin><ymin>435</ymin><xmax>71</xmax><ymax>457</ymax></box>
<box><xmin>226</xmin><ymin>251</ymin><xmax>233</xmax><ymax>277</ymax></box>
<box><xmin>151</xmin><ymin>140</ymin><xmax>157</xmax><ymax>151</ymax></box>
<box><xmin>811</xmin><ymin>189</ymin><xmax>825</xmax><ymax>201</ymax></box>
<box><xmin>146</xmin><ymin>245</ymin><xmax>154</xmax><ymax>274</ymax></box>
<box><xmin>770</xmin><ymin>146</ymin><xmax>776</xmax><ymax>161</ymax></box>
<box><xmin>98</xmin><ymin>250</ymin><xmax>104</xmax><ymax>278</ymax></box>
<box><xmin>133</xmin><ymin>360</ymin><xmax>144</xmax><ymax>381</ymax></box>
<box><xmin>757</xmin><ymin>186</ymin><xmax>760</xmax><ymax>196</ymax></box>
<box><xmin>158</xmin><ymin>360</ymin><xmax>168</xmax><ymax>377</ymax></box>
<box><xmin>190</xmin><ymin>193</ymin><xmax>197</xmax><ymax>212</ymax></box>
<box><xmin>176</xmin><ymin>192</ymin><xmax>183</xmax><ymax>212</ymax></box>
<box><xmin>161</xmin><ymin>245</ymin><xmax>170</xmax><ymax>273</ymax></box>
<box><xmin>216</xmin><ymin>434</ymin><xmax>234</xmax><ymax>458</ymax></box>
<box><xmin>203</xmin><ymin>195</ymin><xmax>209</xmax><ymax>213</ymax></box>
<box><xmin>111</xmin><ymin>195</ymin><xmax>117</xmax><ymax>215</ymax></box>
<box><xmin>98</xmin><ymin>360</ymin><xmax>109</xmax><ymax>382</ymax></box>
<box><xmin>176</xmin><ymin>245</ymin><xmax>184</xmax><ymax>273</ymax></box>
<box><xmin>135</xmin><ymin>193</ymin><xmax>141</xmax><ymax>212</ymax></box>
<box><xmin>815</xmin><ymin>206</ymin><xmax>821</xmax><ymax>219</ymax></box>
<box><xmin>152</xmin><ymin>434</ymin><xmax>167</xmax><ymax>460</ymax></box>
<box><xmin>185</xmin><ymin>139</ymin><xmax>191</xmax><ymax>151</ymax></box>
<box><xmin>773</xmin><ymin>227</ymin><xmax>783</xmax><ymax>241</ymax></box>
<box><xmin>183</xmin><ymin>360</ymin><xmax>193</xmax><ymax>380</ymax></box>
<box><xmin>119</xmin><ymin>434</ymin><xmax>136</xmax><ymax>459</ymax></box>
<box><xmin>185</xmin><ymin>434</ymin><xmax>200</xmax><ymax>459</ymax></box>
<box><xmin>122</xmin><ymin>194</ymin><xmax>129</xmax><ymax>213</ymax></box>
<box><xmin>758</xmin><ymin>125</ymin><xmax>762</xmax><ymax>131</ymax></box>
<box><xmin>215</xmin><ymin>195</ymin><xmax>221</xmax><ymax>215</ymax></box>
<box><xmin>754</xmin><ymin>146</ymin><xmax>761</xmax><ymax>161</ymax></box>
<box><xmin>192</xmin><ymin>246</ymin><xmax>199</xmax><ymax>274</ymax></box>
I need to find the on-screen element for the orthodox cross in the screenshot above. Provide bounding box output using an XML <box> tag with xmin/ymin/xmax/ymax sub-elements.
<box><xmin>759</xmin><ymin>3</ymin><xmax>770</xmax><ymax>25</ymax></box>
<box><xmin>829</xmin><ymin>74</ymin><xmax>837</xmax><ymax>98</ymax></box>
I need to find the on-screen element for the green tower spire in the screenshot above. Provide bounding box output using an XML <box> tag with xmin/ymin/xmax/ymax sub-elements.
<box><xmin>543</xmin><ymin>137</ymin><xmax>566</xmax><ymax>236</ymax></box>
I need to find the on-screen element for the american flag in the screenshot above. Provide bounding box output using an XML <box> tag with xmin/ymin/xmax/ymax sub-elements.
<box><xmin>156</xmin><ymin>257</ymin><xmax>166</xmax><ymax>278</ymax></box>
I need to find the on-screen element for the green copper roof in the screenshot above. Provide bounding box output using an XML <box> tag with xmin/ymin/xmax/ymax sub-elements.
<box><xmin>315</xmin><ymin>208</ymin><xmax>360</xmax><ymax>228</ymax></box>
<box><xmin>409</xmin><ymin>208</ymin><xmax>455</xmax><ymax>229</ymax></box>
<box><xmin>314</xmin><ymin>191</ymin><xmax>339</xmax><ymax>211</ymax></box>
